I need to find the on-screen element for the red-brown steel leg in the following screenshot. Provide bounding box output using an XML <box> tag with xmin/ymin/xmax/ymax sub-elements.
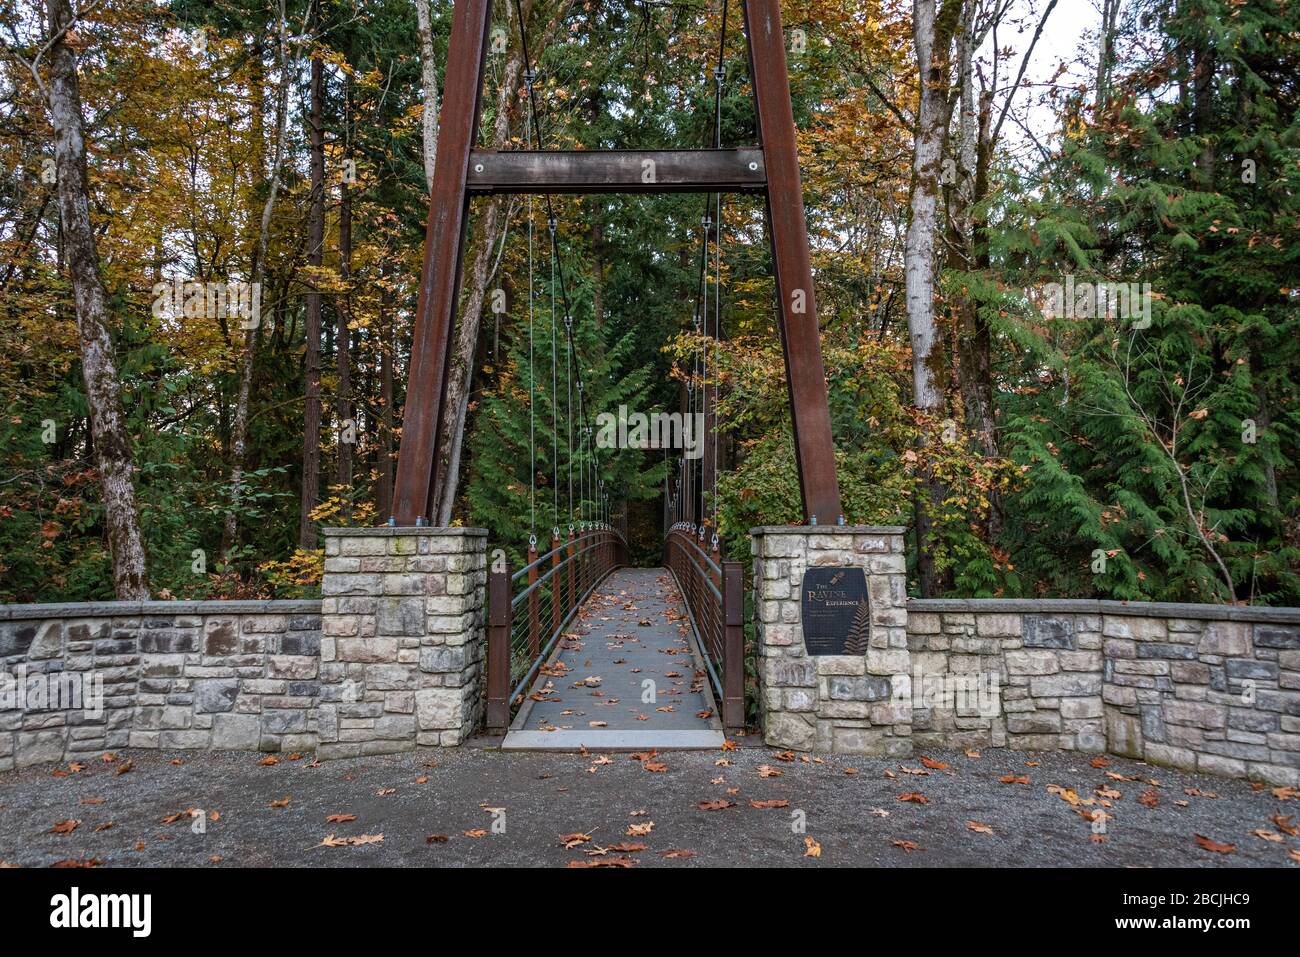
<box><xmin>743</xmin><ymin>0</ymin><xmax>842</xmax><ymax>524</ymax></box>
<box><xmin>390</xmin><ymin>0</ymin><xmax>493</xmax><ymax>524</ymax></box>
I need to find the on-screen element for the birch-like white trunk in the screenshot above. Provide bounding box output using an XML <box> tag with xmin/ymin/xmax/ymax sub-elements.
<box><xmin>44</xmin><ymin>0</ymin><xmax>149</xmax><ymax>598</ymax></box>
<box><xmin>415</xmin><ymin>0</ymin><xmax>440</xmax><ymax>193</ymax></box>
<box><xmin>904</xmin><ymin>0</ymin><xmax>948</xmax><ymax>414</ymax></box>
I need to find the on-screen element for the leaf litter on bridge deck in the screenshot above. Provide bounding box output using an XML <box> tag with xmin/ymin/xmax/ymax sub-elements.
<box><xmin>521</xmin><ymin>568</ymin><xmax>718</xmax><ymax>734</ymax></box>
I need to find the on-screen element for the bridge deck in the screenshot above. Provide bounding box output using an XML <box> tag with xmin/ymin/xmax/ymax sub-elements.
<box><xmin>501</xmin><ymin>568</ymin><xmax>726</xmax><ymax>750</ymax></box>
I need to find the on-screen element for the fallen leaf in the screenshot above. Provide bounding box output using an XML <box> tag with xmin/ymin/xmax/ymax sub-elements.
<box><xmin>567</xmin><ymin>856</ymin><xmax>637</xmax><ymax>868</ymax></box>
<box><xmin>559</xmin><ymin>832</ymin><xmax>592</xmax><ymax>848</ymax></box>
<box><xmin>898</xmin><ymin>792</ymin><xmax>929</xmax><ymax>804</ymax></box>
<box><xmin>892</xmin><ymin>839</ymin><xmax>919</xmax><ymax>851</ymax></box>
<box><xmin>325</xmin><ymin>813</ymin><xmax>356</xmax><ymax>824</ymax></box>
<box><xmin>659</xmin><ymin>849</ymin><xmax>695</xmax><ymax>859</ymax></box>
<box><xmin>966</xmin><ymin>821</ymin><xmax>994</xmax><ymax>835</ymax></box>
<box><xmin>1193</xmin><ymin>834</ymin><xmax>1235</xmax><ymax>854</ymax></box>
<box><xmin>463</xmin><ymin>829</ymin><xmax>488</xmax><ymax>838</ymax></box>
<box><xmin>749</xmin><ymin>799</ymin><xmax>790</xmax><ymax>809</ymax></box>
<box><xmin>1252</xmin><ymin>829</ymin><xmax>1284</xmax><ymax>843</ymax></box>
<box><xmin>627</xmin><ymin>822</ymin><xmax>654</xmax><ymax>837</ymax></box>
<box><xmin>803</xmin><ymin>836</ymin><xmax>822</xmax><ymax>858</ymax></box>
<box><xmin>427</xmin><ymin>835</ymin><xmax>449</xmax><ymax>844</ymax></box>
<box><xmin>1000</xmin><ymin>775</ymin><xmax>1029</xmax><ymax>785</ymax></box>
<box><xmin>258</xmin><ymin>756</ymin><xmax>279</xmax><ymax>767</ymax></box>
<box><xmin>920</xmin><ymin>756</ymin><xmax>949</xmax><ymax>770</ymax></box>
<box><xmin>1138</xmin><ymin>789</ymin><xmax>1160</xmax><ymax>808</ymax></box>
<box><xmin>50</xmin><ymin>819</ymin><xmax>80</xmax><ymax>835</ymax></box>
<box><xmin>317</xmin><ymin>833</ymin><xmax>384</xmax><ymax>848</ymax></box>
<box><xmin>695</xmin><ymin>799</ymin><xmax>736</xmax><ymax>811</ymax></box>
<box><xmin>269</xmin><ymin>796</ymin><xmax>292</xmax><ymax>809</ymax></box>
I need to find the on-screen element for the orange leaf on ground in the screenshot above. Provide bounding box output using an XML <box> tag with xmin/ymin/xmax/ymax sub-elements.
<box><xmin>1193</xmin><ymin>834</ymin><xmax>1235</xmax><ymax>854</ymax></box>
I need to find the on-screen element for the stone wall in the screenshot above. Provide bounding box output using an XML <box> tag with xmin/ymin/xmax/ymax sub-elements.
<box><xmin>753</xmin><ymin>535</ymin><xmax>1300</xmax><ymax>785</ymax></box>
<box><xmin>0</xmin><ymin>527</ymin><xmax>487</xmax><ymax>770</ymax></box>
<box><xmin>0</xmin><ymin>600</ymin><xmax>322</xmax><ymax>770</ymax></box>
<box><xmin>754</xmin><ymin>526</ymin><xmax>912</xmax><ymax>757</ymax></box>
<box><xmin>906</xmin><ymin>600</ymin><xmax>1300</xmax><ymax>786</ymax></box>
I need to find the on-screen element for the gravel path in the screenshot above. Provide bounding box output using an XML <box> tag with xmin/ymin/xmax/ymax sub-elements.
<box><xmin>2</xmin><ymin>744</ymin><xmax>1297</xmax><ymax>868</ymax></box>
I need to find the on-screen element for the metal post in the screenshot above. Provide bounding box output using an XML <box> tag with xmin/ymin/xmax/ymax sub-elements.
<box><xmin>550</xmin><ymin>532</ymin><xmax>561</xmax><ymax>637</ymax></box>
<box><xmin>527</xmin><ymin>540</ymin><xmax>539</xmax><ymax>659</ymax></box>
<box><xmin>486</xmin><ymin>558</ymin><xmax>512</xmax><ymax>733</ymax></box>
<box><xmin>566</xmin><ymin>527</ymin><xmax>576</xmax><ymax>618</ymax></box>
<box><xmin>722</xmin><ymin>560</ymin><xmax>745</xmax><ymax>733</ymax></box>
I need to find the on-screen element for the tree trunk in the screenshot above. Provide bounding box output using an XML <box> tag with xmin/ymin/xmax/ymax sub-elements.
<box><xmin>415</xmin><ymin>0</ymin><xmax>440</xmax><ymax>194</ymax></box>
<box><xmin>300</xmin><ymin>7</ymin><xmax>325</xmax><ymax>549</ymax></box>
<box><xmin>376</xmin><ymin>259</ymin><xmax>396</xmax><ymax>519</ymax></box>
<box><xmin>44</xmin><ymin>0</ymin><xmax>149</xmax><ymax>598</ymax></box>
<box><xmin>336</xmin><ymin>76</ymin><xmax>353</xmax><ymax>519</ymax></box>
<box><xmin>905</xmin><ymin>0</ymin><xmax>962</xmax><ymax>596</ymax></box>
<box><xmin>224</xmin><ymin>0</ymin><xmax>290</xmax><ymax>553</ymax></box>
<box><xmin>432</xmin><ymin>0</ymin><xmax>550</xmax><ymax>525</ymax></box>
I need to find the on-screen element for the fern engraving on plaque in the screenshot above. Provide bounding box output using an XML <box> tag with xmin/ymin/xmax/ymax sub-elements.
<box><xmin>799</xmin><ymin>568</ymin><xmax>871</xmax><ymax>655</ymax></box>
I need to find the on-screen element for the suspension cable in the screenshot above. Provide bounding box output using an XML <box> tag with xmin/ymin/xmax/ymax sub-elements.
<box><xmin>514</xmin><ymin>0</ymin><xmax>612</xmax><ymax>535</ymax></box>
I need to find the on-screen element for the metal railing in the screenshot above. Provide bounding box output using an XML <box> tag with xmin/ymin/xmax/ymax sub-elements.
<box><xmin>664</xmin><ymin>523</ymin><xmax>744</xmax><ymax>732</ymax></box>
<box><xmin>486</xmin><ymin>526</ymin><xmax>627</xmax><ymax>732</ymax></box>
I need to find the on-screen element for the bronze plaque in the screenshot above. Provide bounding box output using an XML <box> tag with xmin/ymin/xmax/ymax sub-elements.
<box><xmin>800</xmin><ymin>568</ymin><xmax>870</xmax><ymax>656</ymax></box>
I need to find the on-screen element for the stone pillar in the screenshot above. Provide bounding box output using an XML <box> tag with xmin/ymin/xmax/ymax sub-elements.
<box><xmin>318</xmin><ymin>527</ymin><xmax>487</xmax><ymax>758</ymax></box>
<box><xmin>752</xmin><ymin>525</ymin><xmax>910</xmax><ymax>756</ymax></box>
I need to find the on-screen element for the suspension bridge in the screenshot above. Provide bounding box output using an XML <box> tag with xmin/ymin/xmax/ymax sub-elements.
<box><xmin>390</xmin><ymin>0</ymin><xmax>843</xmax><ymax>749</ymax></box>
